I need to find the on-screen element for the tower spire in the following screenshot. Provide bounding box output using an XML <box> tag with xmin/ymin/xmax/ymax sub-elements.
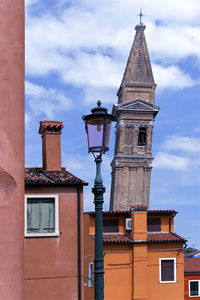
<box><xmin>137</xmin><ymin>8</ymin><xmax>145</xmax><ymax>25</ymax></box>
<box><xmin>110</xmin><ymin>22</ymin><xmax>159</xmax><ymax>211</ymax></box>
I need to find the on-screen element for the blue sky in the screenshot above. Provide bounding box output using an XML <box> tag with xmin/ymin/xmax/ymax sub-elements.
<box><xmin>25</xmin><ymin>0</ymin><xmax>200</xmax><ymax>249</ymax></box>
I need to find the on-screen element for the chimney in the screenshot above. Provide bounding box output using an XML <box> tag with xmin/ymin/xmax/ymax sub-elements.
<box><xmin>39</xmin><ymin>121</ymin><xmax>64</xmax><ymax>171</ymax></box>
<box><xmin>130</xmin><ymin>205</ymin><xmax>147</xmax><ymax>241</ymax></box>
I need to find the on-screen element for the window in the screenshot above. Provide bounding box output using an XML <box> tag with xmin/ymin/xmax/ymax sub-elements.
<box><xmin>159</xmin><ymin>258</ymin><xmax>176</xmax><ymax>283</ymax></box>
<box><xmin>147</xmin><ymin>217</ymin><xmax>161</xmax><ymax>232</ymax></box>
<box><xmin>189</xmin><ymin>280</ymin><xmax>200</xmax><ymax>297</ymax></box>
<box><xmin>25</xmin><ymin>195</ymin><xmax>59</xmax><ymax>237</ymax></box>
<box><xmin>103</xmin><ymin>219</ymin><xmax>119</xmax><ymax>233</ymax></box>
<box><xmin>88</xmin><ymin>262</ymin><xmax>94</xmax><ymax>287</ymax></box>
<box><xmin>138</xmin><ymin>127</ymin><xmax>147</xmax><ymax>146</ymax></box>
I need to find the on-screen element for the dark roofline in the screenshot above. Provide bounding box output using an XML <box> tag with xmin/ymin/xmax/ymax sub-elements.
<box><xmin>103</xmin><ymin>240</ymin><xmax>185</xmax><ymax>245</ymax></box>
<box><xmin>25</xmin><ymin>182</ymin><xmax>88</xmax><ymax>187</ymax></box>
<box><xmin>85</xmin><ymin>210</ymin><xmax>177</xmax><ymax>216</ymax></box>
<box><xmin>185</xmin><ymin>271</ymin><xmax>200</xmax><ymax>275</ymax></box>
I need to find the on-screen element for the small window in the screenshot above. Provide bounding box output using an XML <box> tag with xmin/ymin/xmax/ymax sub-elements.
<box><xmin>138</xmin><ymin>127</ymin><xmax>147</xmax><ymax>146</ymax></box>
<box><xmin>189</xmin><ymin>280</ymin><xmax>200</xmax><ymax>297</ymax></box>
<box><xmin>25</xmin><ymin>195</ymin><xmax>59</xmax><ymax>237</ymax></box>
<box><xmin>103</xmin><ymin>219</ymin><xmax>119</xmax><ymax>233</ymax></box>
<box><xmin>88</xmin><ymin>262</ymin><xmax>94</xmax><ymax>287</ymax></box>
<box><xmin>147</xmin><ymin>218</ymin><xmax>161</xmax><ymax>232</ymax></box>
<box><xmin>159</xmin><ymin>258</ymin><xmax>176</xmax><ymax>283</ymax></box>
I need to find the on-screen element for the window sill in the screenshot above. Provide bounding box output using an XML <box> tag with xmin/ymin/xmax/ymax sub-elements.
<box><xmin>159</xmin><ymin>280</ymin><xmax>176</xmax><ymax>284</ymax></box>
<box><xmin>25</xmin><ymin>232</ymin><xmax>60</xmax><ymax>238</ymax></box>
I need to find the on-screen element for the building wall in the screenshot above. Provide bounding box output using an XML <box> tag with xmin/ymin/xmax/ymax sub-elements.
<box><xmin>0</xmin><ymin>1</ymin><xmax>24</xmax><ymax>299</ymax></box>
<box><xmin>104</xmin><ymin>244</ymin><xmax>132</xmax><ymax>300</ymax></box>
<box><xmin>184</xmin><ymin>274</ymin><xmax>200</xmax><ymax>300</ymax></box>
<box><xmin>24</xmin><ymin>185</ymin><xmax>84</xmax><ymax>300</ymax></box>
<box><xmin>147</xmin><ymin>243</ymin><xmax>184</xmax><ymax>300</ymax></box>
<box><xmin>84</xmin><ymin>214</ymin><xmax>184</xmax><ymax>300</ymax></box>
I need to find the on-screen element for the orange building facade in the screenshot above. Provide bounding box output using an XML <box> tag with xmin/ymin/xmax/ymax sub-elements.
<box><xmin>84</xmin><ymin>206</ymin><xmax>186</xmax><ymax>300</ymax></box>
<box><xmin>24</xmin><ymin>121</ymin><xmax>87</xmax><ymax>300</ymax></box>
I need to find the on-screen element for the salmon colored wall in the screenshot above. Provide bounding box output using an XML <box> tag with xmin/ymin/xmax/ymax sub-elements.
<box><xmin>24</xmin><ymin>186</ymin><xmax>84</xmax><ymax>300</ymax></box>
<box><xmin>104</xmin><ymin>244</ymin><xmax>132</xmax><ymax>300</ymax></box>
<box><xmin>84</xmin><ymin>214</ymin><xmax>95</xmax><ymax>300</ymax></box>
<box><xmin>89</xmin><ymin>214</ymin><xmax>175</xmax><ymax>235</ymax></box>
<box><xmin>147</xmin><ymin>243</ymin><xmax>184</xmax><ymax>300</ymax></box>
<box><xmin>132</xmin><ymin>211</ymin><xmax>147</xmax><ymax>240</ymax></box>
<box><xmin>184</xmin><ymin>274</ymin><xmax>200</xmax><ymax>300</ymax></box>
<box><xmin>89</xmin><ymin>215</ymin><xmax>125</xmax><ymax>234</ymax></box>
<box><xmin>84</xmin><ymin>213</ymin><xmax>184</xmax><ymax>300</ymax></box>
<box><xmin>0</xmin><ymin>1</ymin><xmax>24</xmax><ymax>299</ymax></box>
<box><xmin>161</xmin><ymin>215</ymin><xmax>174</xmax><ymax>232</ymax></box>
<box><xmin>42</xmin><ymin>133</ymin><xmax>61</xmax><ymax>171</ymax></box>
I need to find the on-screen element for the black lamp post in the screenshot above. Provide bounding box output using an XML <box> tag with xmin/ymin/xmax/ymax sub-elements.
<box><xmin>83</xmin><ymin>100</ymin><xmax>115</xmax><ymax>300</ymax></box>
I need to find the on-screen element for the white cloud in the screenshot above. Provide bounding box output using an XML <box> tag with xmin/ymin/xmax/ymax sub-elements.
<box><xmin>153</xmin><ymin>64</ymin><xmax>196</xmax><ymax>90</ymax></box>
<box><xmin>25</xmin><ymin>80</ymin><xmax>72</xmax><ymax>119</ymax></box>
<box><xmin>25</xmin><ymin>112</ymin><xmax>31</xmax><ymax>128</ymax></box>
<box><xmin>153</xmin><ymin>152</ymin><xmax>190</xmax><ymax>170</ymax></box>
<box><xmin>149</xmin><ymin>23</ymin><xmax>200</xmax><ymax>62</ymax></box>
<box><xmin>25</xmin><ymin>0</ymin><xmax>38</xmax><ymax>7</ymax></box>
<box><xmin>25</xmin><ymin>0</ymin><xmax>200</xmax><ymax>98</ymax></box>
<box><xmin>162</xmin><ymin>135</ymin><xmax>200</xmax><ymax>153</ymax></box>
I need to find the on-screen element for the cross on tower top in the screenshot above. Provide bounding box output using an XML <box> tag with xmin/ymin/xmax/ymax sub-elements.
<box><xmin>137</xmin><ymin>8</ymin><xmax>145</xmax><ymax>25</ymax></box>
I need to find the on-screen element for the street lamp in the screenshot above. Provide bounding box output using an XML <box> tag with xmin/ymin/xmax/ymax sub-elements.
<box><xmin>82</xmin><ymin>100</ymin><xmax>115</xmax><ymax>300</ymax></box>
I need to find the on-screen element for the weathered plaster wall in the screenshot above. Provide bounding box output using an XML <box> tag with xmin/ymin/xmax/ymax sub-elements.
<box><xmin>0</xmin><ymin>1</ymin><xmax>24</xmax><ymax>299</ymax></box>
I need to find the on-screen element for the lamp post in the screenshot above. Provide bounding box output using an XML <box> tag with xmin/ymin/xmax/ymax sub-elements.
<box><xmin>83</xmin><ymin>100</ymin><xmax>115</xmax><ymax>300</ymax></box>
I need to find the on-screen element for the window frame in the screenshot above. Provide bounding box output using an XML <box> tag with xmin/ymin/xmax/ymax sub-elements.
<box><xmin>88</xmin><ymin>262</ymin><xmax>94</xmax><ymax>287</ymax></box>
<box><xmin>24</xmin><ymin>194</ymin><xmax>59</xmax><ymax>237</ymax></box>
<box><xmin>138</xmin><ymin>127</ymin><xmax>147</xmax><ymax>147</ymax></box>
<box><xmin>147</xmin><ymin>217</ymin><xmax>161</xmax><ymax>232</ymax></box>
<box><xmin>159</xmin><ymin>258</ymin><xmax>176</xmax><ymax>283</ymax></box>
<box><xmin>189</xmin><ymin>280</ymin><xmax>200</xmax><ymax>297</ymax></box>
<box><xmin>103</xmin><ymin>218</ymin><xmax>119</xmax><ymax>233</ymax></box>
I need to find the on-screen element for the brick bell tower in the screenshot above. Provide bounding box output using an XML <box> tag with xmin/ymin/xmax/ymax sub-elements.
<box><xmin>110</xmin><ymin>21</ymin><xmax>160</xmax><ymax>211</ymax></box>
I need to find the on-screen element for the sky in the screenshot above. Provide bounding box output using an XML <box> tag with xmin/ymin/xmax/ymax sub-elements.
<box><xmin>25</xmin><ymin>0</ymin><xmax>200</xmax><ymax>249</ymax></box>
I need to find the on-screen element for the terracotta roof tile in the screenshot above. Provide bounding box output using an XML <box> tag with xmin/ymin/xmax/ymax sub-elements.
<box><xmin>131</xmin><ymin>205</ymin><xmax>147</xmax><ymax>211</ymax></box>
<box><xmin>90</xmin><ymin>232</ymin><xmax>186</xmax><ymax>244</ymax></box>
<box><xmin>25</xmin><ymin>167</ymin><xmax>87</xmax><ymax>185</ymax></box>
<box><xmin>103</xmin><ymin>234</ymin><xmax>131</xmax><ymax>244</ymax></box>
<box><xmin>39</xmin><ymin>120</ymin><xmax>64</xmax><ymax>134</ymax></box>
<box><xmin>185</xmin><ymin>251</ymin><xmax>200</xmax><ymax>258</ymax></box>
<box><xmin>147</xmin><ymin>210</ymin><xmax>177</xmax><ymax>215</ymax></box>
<box><xmin>147</xmin><ymin>232</ymin><xmax>186</xmax><ymax>243</ymax></box>
<box><xmin>184</xmin><ymin>258</ymin><xmax>200</xmax><ymax>273</ymax></box>
<box><xmin>87</xmin><ymin>210</ymin><xmax>177</xmax><ymax>216</ymax></box>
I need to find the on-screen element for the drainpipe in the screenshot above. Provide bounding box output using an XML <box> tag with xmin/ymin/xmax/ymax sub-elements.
<box><xmin>77</xmin><ymin>185</ymin><xmax>82</xmax><ymax>300</ymax></box>
<box><xmin>169</xmin><ymin>213</ymin><xmax>177</xmax><ymax>233</ymax></box>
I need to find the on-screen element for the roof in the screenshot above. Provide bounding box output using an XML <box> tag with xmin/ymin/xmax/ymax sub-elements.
<box><xmin>25</xmin><ymin>167</ymin><xmax>87</xmax><ymax>186</ymax></box>
<box><xmin>39</xmin><ymin>120</ymin><xmax>64</xmax><ymax>134</ymax></box>
<box><xmin>185</xmin><ymin>251</ymin><xmax>200</xmax><ymax>258</ymax></box>
<box><xmin>184</xmin><ymin>258</ymin><xmax>200</xmax><ymax>274</ymax></box>
<box><xmin>86</xmin><ymin>210</ymin><xmax>177</xmax><ymax>216</ymax></box>
<box><xmin>90</xmin><ymin>232</ymin><xmax>186</xmax><ymax>244</ymax></box>
<box><xmin>147</xmin><ymin>232</ymin><xmax>186</xmax><ymax>243</ymax></box>
<box><xmin>120</xmin><ymin>23</ymin><xmax>155</xmax><ymax>88</ymax></box>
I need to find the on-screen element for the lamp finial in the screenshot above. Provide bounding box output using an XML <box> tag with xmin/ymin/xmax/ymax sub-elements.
<box><xmin>97</xmin><ymin>100</ymin><xmax>101</xmax><ymax>107</ymax></box>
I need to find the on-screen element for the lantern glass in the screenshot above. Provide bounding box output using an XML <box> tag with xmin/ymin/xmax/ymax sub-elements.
<box><xmin>83</xmin><ymin>101</ymin><xmax>115</xmax><ymax>155</ymax></box>
<box><xmin>87</xmin><ymin>118</ymin><xmax>104</xmax><ymax>153</ymax></box>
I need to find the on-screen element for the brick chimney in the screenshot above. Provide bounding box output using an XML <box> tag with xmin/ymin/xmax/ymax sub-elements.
<box><xmin>39</xmin><ymin>121</ymin><xmax>64</xmax><ymax>171</ymax></box>
<box><xmin>130</xmin><ymin>205</ymin><xmax>147</xmax><ymax>241</ymax></box>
